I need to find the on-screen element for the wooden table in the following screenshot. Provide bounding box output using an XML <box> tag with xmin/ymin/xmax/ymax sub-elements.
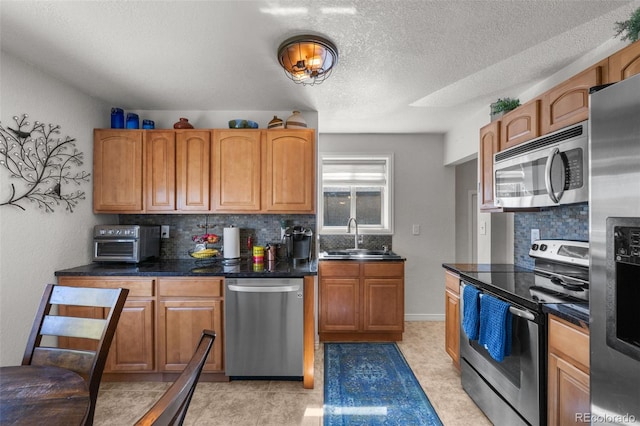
<box><xmin>0</xmin><ymin>365</ymin><xmax>90</xmax><ymax>425</ymax></box>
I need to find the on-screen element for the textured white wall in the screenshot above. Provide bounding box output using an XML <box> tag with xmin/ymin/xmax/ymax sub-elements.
<box><xmin>319</xmin><ymin>133</ymin><xmax>455</xmax><ymax>320</ymax></box>
<box><xmin>0</xmin><ymin>52</ymin><xmax>115</xmax><ymax>366</ymax></box>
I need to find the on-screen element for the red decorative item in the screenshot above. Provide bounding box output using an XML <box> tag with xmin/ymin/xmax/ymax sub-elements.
<box><xmin>173</xmin><ymin>117</ymin><xmax>194</xmax><ymax>129</ymax></box>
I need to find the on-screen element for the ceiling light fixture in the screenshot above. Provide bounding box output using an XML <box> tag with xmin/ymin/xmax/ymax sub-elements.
<box><xmin>277</xmin><ymin>34</ymin><xmax>338</xmax><ymax>85</ymax></box>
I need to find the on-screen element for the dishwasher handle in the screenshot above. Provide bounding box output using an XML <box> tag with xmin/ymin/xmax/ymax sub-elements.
<box><xmin>227</xmin><ymin>284</ymin><xmax>301</xmax><ymax>293</ymax></box>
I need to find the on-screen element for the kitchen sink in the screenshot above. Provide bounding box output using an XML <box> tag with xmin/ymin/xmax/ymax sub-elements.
<box><xmin>320</xmin><ymin>248</ymin><xmax>403</xmax><ymax>260</ymax></box>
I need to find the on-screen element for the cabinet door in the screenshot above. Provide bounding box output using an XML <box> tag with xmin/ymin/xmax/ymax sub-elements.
<box><xmin>145</xmin><ymin>131</ymin><xmax>176</xmax><ymax>211</ymax></box>
<box><xmin>445</xmin><ymin>288</ymin><xmax>460</xmax><ymax>368</ymax></box>
<box><xmin>608</xmin><ymin>40</ymin><xmax>640</xmax><ymax>82</ymax></box>
<box><xmin>548</xmin><ymin>354</ymin><xmax>590</xmax><ymax>426</ymax></box>
<box><xmin>176</xmin><ymin>130</ymin><xmax>210</xmax><ymax>211</ymax></box>
<box><xmin>93</xmin><ymin>129</ymin><xmax>143</xmax><ymax>212</ymax></box>
<box><xmin>105</xmin><ymin>299</ymin><xmax>154</xmax><ymax>372</ymax></box>
<box><xmin>319</xmin><ymin>277</ymin><xmax>360</xmax><ymax>332</ymax></box>
<box><xmin>157</xmin><ymin>299</ymin><xmax>223</xmax><ymax>372</ymax></box>
<box><xmin>211</xmin><ymin>130</ymin><xmax>261</xmax><ymax>211</ymax></box>
<box><xmin>541</xmin><ymin>61</ymin><xmax>605</xmax><ymax>134</ymax></box>
<box><xmin>479</xmin><ymin>121</ymin><xmax>500</xmax><ymax>211</ymax></box>
<box><xmin>263</xmin><ymin>129</ymin><xmax>315</xmax><ymax>212</ymax></box>
<box><xmin>363</xmin><ymin>278</ymin><xmax>404</xmax><ymax>332</ymax></box>
<box><xmin>500</xmin><ymin>99</ymin><xmax>540</xmax><ymax>150</ymax></box>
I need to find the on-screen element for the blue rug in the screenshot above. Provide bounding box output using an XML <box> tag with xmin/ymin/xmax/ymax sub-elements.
<box><xmin>324</xmin><ymin>343</ymin><xmax>443</xmax><ymax>425</ymax></box>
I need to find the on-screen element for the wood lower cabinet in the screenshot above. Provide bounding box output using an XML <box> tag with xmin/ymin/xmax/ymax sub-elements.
<box><xmin>479</xmin><ymin>121</ymin><xmax>501</xmax><ymax>211</ymax></box>
<box><xmin>608</xmin><ymin>40</ymin><xmax>640</xmax><ymax>82</ymax></box>
<box><xmin>548</xmin><ymin>314</ymin><xmax>590</xmax><ymax>426</ymax></box>
<box><xmin>499</xmin><ymin>98</ymin><xmax>541</xmax><ymax>150</ymax></box>
<box><xmin>57</xmin><ymin>277</ymin><xmax>155</xmax><ymax>373</ymax></box>
<box><xmin>157</xmin><ymin>277</ymin><xmax>224</xmax><ymax>373</ymax></box>
<box><xmin>211</xmin><ymin>130</ymin><xmax>262</xmax><ymax>211</ymax></box>
<box><xmin>319</xmin><ymin>260</ymin><xmax>404</xmax><ymax>341</ymax></box>
<box><xmin>444</xmin><ymin>270</ymin><xmax>460</xmax><ymax>369</ymax></box>
<box><xmin>93</xmin><ymin>130</ymin><xmax>143</xmax><ymax>213</ymax></box>
<box><xmin>541</xmin><ymin>60</ymin><xmax>606</xmax><ymax>134</ymax></box>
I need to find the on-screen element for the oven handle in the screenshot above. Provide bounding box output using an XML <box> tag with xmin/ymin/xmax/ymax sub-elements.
<box><xmin>509</xmin><ymin>306</ymin><xmax>535</xmax><ymax>321</ymax></box>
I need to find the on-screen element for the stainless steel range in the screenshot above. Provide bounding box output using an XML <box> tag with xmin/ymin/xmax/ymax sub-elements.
<box><xmin>459</xmin><ymin>239</ymin><xmax>589</xmax><ymax>426</ymax></box>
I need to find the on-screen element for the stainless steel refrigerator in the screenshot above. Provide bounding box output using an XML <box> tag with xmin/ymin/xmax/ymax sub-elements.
<box><xmin>589</xmin><ymin>73</ymin><xmax>640</xmax><ymax>424</ymax></box>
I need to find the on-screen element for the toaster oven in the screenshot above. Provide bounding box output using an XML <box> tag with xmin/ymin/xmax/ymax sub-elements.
<box><xmin>93</xmin><ymin>225</ymin><xmax>160</xmax><ymax>263</ymax></box>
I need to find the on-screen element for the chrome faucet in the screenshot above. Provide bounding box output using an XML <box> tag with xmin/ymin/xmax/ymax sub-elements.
<box><xmin>347</xmin><ymin>217</ymin><xmax>359</xmax><ymax>249</ymax></box>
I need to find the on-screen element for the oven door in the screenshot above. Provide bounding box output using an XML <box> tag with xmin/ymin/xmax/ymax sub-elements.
<box><xmin>459</xmin><ymin>282</ymin><xmax>543</xmax><ymax>426</ymax></box>
<box><xmin>93</xmin><ymin>239</ymin><xmax>139</xmax><ymax>262</ymax></box>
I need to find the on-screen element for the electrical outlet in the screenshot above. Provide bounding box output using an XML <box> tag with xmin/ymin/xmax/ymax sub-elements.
<box><xmin>161</xmin><ymin>225</ymin><xmax>170</xmax><ymax>239</ymax></box>
<box><xmin>531</xmin><ymin>228</ymin><xmax>540</xmax><ymax>244</ymax></box>
<box><xmin>412</xmin><ymin>224</ymin><xmax>420</xmax><ymax>235</ymax></box>
<box><xmin>479</xmin><ymin>221</ymin><xmax>487</xmax><ymax>235</ymax></box>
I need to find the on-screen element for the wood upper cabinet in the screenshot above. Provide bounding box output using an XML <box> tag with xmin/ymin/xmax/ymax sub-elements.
<box><xmin>500</xmin><ymin>98</ymin><xmax>540</xmax><ymax>150</ymax></box>
<box><xmin>548</xmin><ymin>314</ymin><xmax>590</xmax><ymax>426</ymax></box>
<box><xmin>319</xmin><ymin>260</ymin><xmax>404</xmax><ymax>341</ymax></box>
<box><xmin>176</xmin><ymin>130</ymin><xmax>210</xmax><ymax>211</ymax></box>
<box><xmin>608</xmin><ymin>40</ymin><xmax>640</xmax><ymax>82</ymax></box>
<box><xmin>57</xmin><ymin>277</ymin><xmax>156</xmax><ymax>373</ymax></box>
<box><xmin>444</xmin><ymin>269</ymin><xmax>460</xmax><ymax>370</ymax></box>
<box><xmin>93</xmin><ymin>129</ymin><xmax>143</xmax><ymax>212</ymax></box>
<box><xmin>479</xmin><ymin>121</ymin><xmax>500</xmax><ymax>211</ymax></box>
<box><xmin>145</xmin><ymin>131</ymin><xmax>176</xmax><ymax>211</ymax></box>
<box><xmin>541</xmin><ymin>61</ymin><xmax>606</xmax><ymax>134</ymax></box>
<box><xmin>211</xmin><ymin>130</ymin><xmax>262</xmax><ymax>211</ymax></box>
<box><xmin>263</xmin><ymin>129</ymin><xmax>315</xmax><ymax>213</ymax></box>
<box><xmin>157</xmin><ymin>277</ymin><xmax>224</xmax><ymax>373</ymax></box>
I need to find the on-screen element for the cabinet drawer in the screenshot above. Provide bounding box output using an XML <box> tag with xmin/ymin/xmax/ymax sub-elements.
<box><xmin>363</xmin><ymin>262</ymin><xmax>404</xmax><ymax>277</ymax></box>
<box><xmin>319</xmin><ymin>261</ymin><xmax>360</xmax><ymax>277</ymax></box>
<box><xmin>548</xmin><ymin>315</ymin><xmax>589</xmax><ymax>369</ymax></box>
<box><xmin>158</xmin><ymin>277</ymin><xmax>223</xmax><ymax>297</ymax></box>
<box><xmin>57</xmin><ymin>276</ymin><xmax>154</xmax><ymax>297</ymax></box>
<box><xmin>444</xmin><ymin>270</ymin><xmax>460</xmax><ymax>295</ymax></box>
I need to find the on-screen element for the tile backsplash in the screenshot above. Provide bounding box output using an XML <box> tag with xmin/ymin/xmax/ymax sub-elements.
<box><xmin>513</xmin><ymin>203</ymin><xmax>588</xmax><ymax>269</ymax></box>
<box><xmin>119</xmin><ymin>214</ymin><xmax>315</xmax><ymax>260</ymax></box>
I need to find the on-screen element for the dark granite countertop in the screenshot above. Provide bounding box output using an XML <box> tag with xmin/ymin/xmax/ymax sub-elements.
<box><xmin>543</xmin><ymin>303</ymin><xmax>589</xmax><ymax>329</ymax></box>
<box><xmin>55</xmin><ymin>258</ymin><xmax>317</xmax><ymax>278</ymax></box>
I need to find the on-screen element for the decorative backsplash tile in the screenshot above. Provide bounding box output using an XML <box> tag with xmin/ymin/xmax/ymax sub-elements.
<box><xmin>119</xmin><ymin>214</ymin><xmax>315</xmax><ymax>260</ymax></box>
<box><xmin>513</xmin><ymin>203</ymin><xmax>588</xmax><ymax>269</ymax></box>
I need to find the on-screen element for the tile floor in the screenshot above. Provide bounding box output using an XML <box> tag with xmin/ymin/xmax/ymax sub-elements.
<box><xmin>94</xmin><ymin>321</ymin><xmax>491</xmax><ymax>425</ymax></box>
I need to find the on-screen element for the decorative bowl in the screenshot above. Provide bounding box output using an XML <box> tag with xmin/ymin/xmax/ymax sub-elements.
<box><xmin>228</xmin><ymin>119</ymin><xmax>259</xmax><ymax>129</ymax></box>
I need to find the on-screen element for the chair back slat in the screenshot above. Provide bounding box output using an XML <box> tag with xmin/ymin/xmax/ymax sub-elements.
<box><xmin>135</xmin><ymin>330</ymin><xmax>216</xmax><ymax>426</ymax></box>
<box><xmin>22</xmin><ymin>284</ymin><xmax>129</xmax><ymax>426</ymax></box>
<box><xmin>50</xmin><ymin>286</ymin><xmax>120</xmax><ymax>308</ymax></box>
<box><xmin>41</xmin><ymin>315</ymin><xmax>107</xmax><ymax>340</ymax></box>
<box><xmin>31</xmin><ymin>347</ymin><xmax>95</xmax><ymax>376</ymax></box>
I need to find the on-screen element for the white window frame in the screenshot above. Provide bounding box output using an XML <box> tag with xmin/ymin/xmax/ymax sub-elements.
<box><xmin>318</xmin><ymin>153</ymin><xmax>394</xmax><ymax>235</ymax></box>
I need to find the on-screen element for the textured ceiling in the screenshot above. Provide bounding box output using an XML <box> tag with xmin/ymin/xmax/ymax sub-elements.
<box><xmin>1</xmin><ymin>0</ymin><xmax>639</xmax><ymax>133</ymax></box>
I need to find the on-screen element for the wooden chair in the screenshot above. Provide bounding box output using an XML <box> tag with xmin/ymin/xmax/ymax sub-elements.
<box><xmin>22</xmin><ymin>284</ymin><xmax>129</xmax><ymax>426</ymax></box>
<box><xmin>134</xmin><ymin>330</ymin><xmax>216</xmax><ymax>426</ymax></box>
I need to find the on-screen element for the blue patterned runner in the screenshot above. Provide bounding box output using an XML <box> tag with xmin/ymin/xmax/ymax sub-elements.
<box><xmin>324</xmin><ymin>343</ymin><xmax>443</xmax><ymax>425</ymax></box>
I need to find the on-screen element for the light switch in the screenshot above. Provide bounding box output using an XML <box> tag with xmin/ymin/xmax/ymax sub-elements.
<box><xmin>479</xmin><ymin>221</ymin><xmax>487</xmax><ymax>235</ymax></box>
<box><xmin>412</xmin><ymin>224</ymin><xmax>420</xmax><ymax>235</ymax></box>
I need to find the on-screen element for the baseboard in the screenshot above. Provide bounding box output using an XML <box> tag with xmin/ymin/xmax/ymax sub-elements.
<box><xmin>404</xmin><ymin>314</ymin><xmax>445</xmax><ymax>321</ymax></box>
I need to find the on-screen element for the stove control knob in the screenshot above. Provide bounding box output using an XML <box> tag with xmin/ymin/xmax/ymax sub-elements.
<box><xmin>540</xmin><ymin>244</ymin><xmax>548</xmax><ymax>251</ymax></box>
<box><xmin>531</xmin><ymin>244</ymin><xmax>539</xmax><ymax>251</ymax></box>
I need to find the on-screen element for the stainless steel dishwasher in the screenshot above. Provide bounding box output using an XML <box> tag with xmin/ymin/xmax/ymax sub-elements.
<box><xmin>224</xmin><ymin>277</ymin><xmax>304</xmax><ymax>378</ymax></box>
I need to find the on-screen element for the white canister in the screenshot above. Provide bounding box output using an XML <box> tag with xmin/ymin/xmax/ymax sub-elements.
<box><xmin>285</xmin><ymin>111</ymin><xmax>307</xmax><ymax>129</ymax></box>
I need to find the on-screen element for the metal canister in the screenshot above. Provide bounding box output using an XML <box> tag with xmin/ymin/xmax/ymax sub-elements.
<box><xmin>266</xmin><ymin>244</ymin><xmax>276</xmax><ymax>262</ymax></box>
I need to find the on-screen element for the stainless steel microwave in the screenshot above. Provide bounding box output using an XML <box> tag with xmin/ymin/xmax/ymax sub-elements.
<box><xmin>493</xmin><ymin>120</ymin><xmax>588</xmax><ymax>209</ymax></box>
<box><xmin>93</xmin><ymin>225</ymin><xmax>160</xmax><ymax>263</ymax></box>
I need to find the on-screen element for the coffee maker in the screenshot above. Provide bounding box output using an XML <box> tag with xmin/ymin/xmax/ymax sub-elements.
<box><xmin>282</xmin><ymin>226</ymin><xmax>313</xmax><ymax>263</ymax></box>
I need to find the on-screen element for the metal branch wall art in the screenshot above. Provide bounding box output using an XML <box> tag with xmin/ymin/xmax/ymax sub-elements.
<box><xmin>0</xmin><ymin>114</ymin><xmax>91</xmax><ymax>213</ymax></box>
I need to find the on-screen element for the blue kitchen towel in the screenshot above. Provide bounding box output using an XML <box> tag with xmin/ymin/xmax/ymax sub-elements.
<box><xmin>462</xmin><ymin>285</ymin><xmax>481</xmax><ymax>340</ymax></box>
<box><xmin>478</xmin><ymin>294</ymin><xmax>513</xmax><ymax>362</ymax></box>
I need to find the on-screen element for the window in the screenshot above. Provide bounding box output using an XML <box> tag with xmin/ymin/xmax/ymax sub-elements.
<box><xmin>318</xmin><ymin>154</ymin><xmax>393</xmax><ymax>234</ymax></box>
